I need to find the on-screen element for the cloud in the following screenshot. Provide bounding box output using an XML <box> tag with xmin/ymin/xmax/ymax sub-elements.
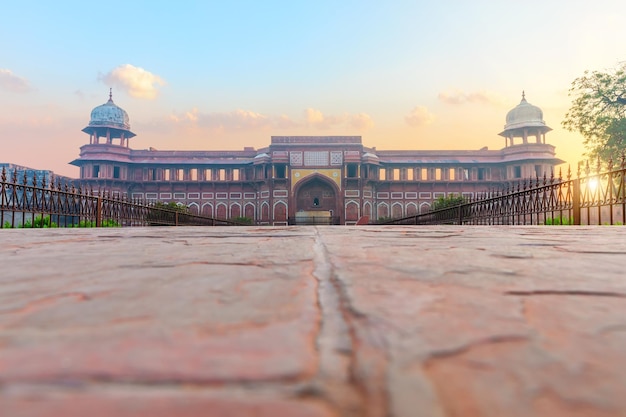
<box><xmin>0</xmin><ymin>69</ymin><xmax>32</xmax><ymax>93</ymax></box>
<box><xmin>305</xmin><ymin>108</ymin><xmax>374</xmax><ymax>131</ymax></box>
<box><xmin>170</xmin><ymin>108</ymin><xmax>274</xmax><ymax>132</ymax></box>
<box><xmin>405</xmin><ymin>106</ymin><xmax>435</xmax><ymax>127</ymax></box>
<box><xmin>350</xmin><ymin>113</ymin><xmax>374</xmax><ymax>130</ymax></box>
<box><xmin>167</xmin><ymin>107</ymin><xmax>374</xmax><ymax>134</ymax></box>
<box><xmin>438</xmin><ymin>89</ymin><xmax>503</xmax><ymax>106</ymax></box>
<box><xmin>100</xmin><ymin>64</ymin><xmax>165</xmax><ymax>99</ymax></box>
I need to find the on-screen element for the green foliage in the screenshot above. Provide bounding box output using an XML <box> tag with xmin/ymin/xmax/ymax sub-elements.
<box><xmin>153</xmin><ymin>201</ymin><xmax>190</xmax><ymax>213</ymax></box>
<box><xmin>377</xmin><ymin>216</ymin><xmax>392</xmax><ymax>223</ymax></box>
<box><xmin>3</xmin><ymin>221</ymin><xmax>13</xmax><ymax>229</ymax></box>
<box><xmin>21</xmin><ymin>215</ymin><xmax>58</xmax><ymax>228</ymax></box>
<box><xmin>232</xmin><ymin>216</ymin><xmax>253</xmax><ymax>225</ymax></box>
<box><xmin>562</xmin><ymin>63</ymin><xmax>626</xmax><ymax>162</ymax></box>
<box><xmin>73</xmin><ymin>219</ymin><xmax>120</xmax><ymax>227</ymax></box>
<box><xmin>432</xmin><ymin>194</ymin><xmax>466</xmax><ymax>210</ymax></box>
<box><xmin>545</xmin><ymin>216</ymin><xmax>573</xmax><ymax>225</ymax></box>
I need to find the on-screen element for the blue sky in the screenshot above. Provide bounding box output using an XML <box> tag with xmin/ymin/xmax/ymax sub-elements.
<box><xmin>1</xmin><ymin>0</ymin><xmax>625</xmax><ymax>176</ymax></box>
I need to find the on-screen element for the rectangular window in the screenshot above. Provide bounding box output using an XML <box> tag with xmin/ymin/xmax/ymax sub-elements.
<box><xmin>478</xmin><ymin>168</ymin><xmax>486</xmax><ymax>180</ymax></box>
<box><xmin>148</xmin><ymin>168</ymin><xmax>156</xmax><ymax>181</ymax></box>
<box><xmin>219</xmin><ymin>168</ymin><xmax>226</xmax><ymax>181</ymax></box>
<box><xmin>393</xmin><ymin>168</ymin><xmax>400</xmax><ymax>181</ymax></box>
<box><xmin>164</xmin><ymin>168</ymin><xmax>171</xmax><ymax>181</ymax></box>
<box><xmin>233</xmin><ymin>169</ymin><xmax>240</xmax><ymax>181</ymax></box>
<box><xmin>205</xmin><ymin>168</ymin><xmax>212</xmax><ymax>181</ymax></box>
<box><xmin>177</xmin><ymin>168</ymin><xmax>184</xmax><ymax>181</ymax></box>
<box><xmin>347</xmin><ymin>164</ymin><xmax>358</xmax><ymax>178</ymax></box>
<box><xmin>406</xmin><ymin>169</ymin><xmax>414</xmax><ymax>181</ymax></box>
<box><xmin>435</xmin><ymin>168</ymin><xmax>442</xmax><ymax>181</ymax></box>
<box><xmin>275</xmin><ymin>164</ymin><xmax>286</xmax><ymax>178</ymax></box>
<box><xmin>379</xmin><ymin>169</ymin><xmax>386</xmax><ymax>181</ymax></box>
<box><xmin>421</xmin><ymin>168</ymin><xmax>428</xmax><ymax>180</ymax></box>
<box><xmin>92</xmin><ymin>165</ymin><xmax>100</xmax><ymax>178</ymax></box>
<box><xmin>113</xmin><ymin>166</ymin><xmax>120</xmax><ymax>179</ymax></box>
<box><xmin>190</xmin><ymin>168</ymin><xmax>198</xmax><ymax>181</ymax></box>
<box><xmin>463</xmin><ymin>168</ymin><xmax>470</xmax><ymax>180</ymax></box>
<box><xmin>449</xmin><ymin>168</ymin><xmax>456</xmax><ymax>181</ymax></box>
<box><xmin>514</xmin><ymin>166</ymin><xmax>522</xmax><ymax>179</ymax></box>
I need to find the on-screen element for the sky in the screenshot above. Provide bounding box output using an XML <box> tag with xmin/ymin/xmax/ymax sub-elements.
<box><xmin>1</xmin><ymin>0</ymin><xmax>625</xmax><ymax>177</ymax></box>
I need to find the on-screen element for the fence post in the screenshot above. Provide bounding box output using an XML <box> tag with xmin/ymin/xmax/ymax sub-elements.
<box><xmin>572</xmin><ymin>178</ymin><xmax>581</xmax><ymax>225</ymax></box>
<box><xmin>96</xmin><ymin>196</ymin><xmax>102</xmax><ymax>227</ymax></box>
<box><xmin>175</xmin><ymin>211</ymin><xmax>179</xmax><ymax>226</ymax></box>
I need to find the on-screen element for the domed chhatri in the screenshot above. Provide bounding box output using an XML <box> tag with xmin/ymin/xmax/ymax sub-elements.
<box><xmin>499</xmin><ymin>92</ymin><xmax>552</xmax><ymax>147</ymax></box>
<box><xmin>89</xmin><ymin>89</ymin><xmax>131</xmax><ymax>130</ymax></box>
<box><xmin>81</xmin><ymin>89</ymin><xmax>136</xmax><ymax>147</ymax></box>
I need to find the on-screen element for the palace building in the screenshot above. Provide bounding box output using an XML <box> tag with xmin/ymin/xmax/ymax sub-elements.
<box><xmin>71</xmin><ymin>92</ymin><xmax>562</xmax><ymax>225</ymax></box>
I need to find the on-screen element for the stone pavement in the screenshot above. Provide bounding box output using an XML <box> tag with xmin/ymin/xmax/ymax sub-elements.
<box><xmin>1</xmin><ymin>226</ymin><xmax>625</xmax><ymax>417</ymax></box>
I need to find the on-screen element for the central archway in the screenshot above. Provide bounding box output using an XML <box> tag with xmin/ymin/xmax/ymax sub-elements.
<box><xmin>292</xmin><ymin>174</ymin><xmax>340</xmax><ymax>225</ymax></box>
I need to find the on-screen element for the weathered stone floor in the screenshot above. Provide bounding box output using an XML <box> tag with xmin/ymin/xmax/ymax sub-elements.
<box><xmin>1</xmin><ymin>226</ymin><xmax>625</xmax><ymax>417</ymax></box>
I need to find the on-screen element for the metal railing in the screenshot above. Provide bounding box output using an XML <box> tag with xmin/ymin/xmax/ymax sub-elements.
<box><xmin>0</xmin><ymin>167</ymin><xmax>244</xmax><ymax>228</ymax></box>
<box><xmin>378</xmin><ymin>156</ymin><xmax>626</xmax><ymax>226</ymax></box>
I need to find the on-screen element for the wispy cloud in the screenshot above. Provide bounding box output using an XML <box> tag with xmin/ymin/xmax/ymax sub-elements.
<box><xmin>168</xmin><ymin>107</ymin><xmax>374</xmax><ymax>133</ymax></box>
<box><xmin>304</xmin><ymin>108</ymin><xmax>374</xmax><ymax>131</ymax></box>
<box><xmin>169</xmin><ymin>108</ymin><xmax>274</xmax><ymax>132</ymax></box>
<box><xmin>99</xmin><ymin>64</ymin><xmax>165</xmax><ymax>99</ymax></box>
<box><xmin>405</xmin><ymin>106</ymin><xmax>435</xmax><ymax>127</ymax></box>
<box><xmin>438</xmin><ymin>89</ymin><xmax>503</xmax><ymax>106</ymax></box>
<box><xmin>350</xmin><ymin>113</ymin><xmax>374</xmax><ymax>130</ymax></box>
<box><xmin>0</xmin><ymin>69</ymin><xmax>32</xmax><ymax>93</ymax></box>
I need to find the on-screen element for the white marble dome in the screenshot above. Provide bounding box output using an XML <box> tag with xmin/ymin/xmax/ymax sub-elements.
<box><xmin>88</xmin><ymin>92</ymin><xmax>131</xmax><ymax>130</ymax></box>
<box><xmin>504</xmin><ymin>93</ymin><xmax>546</xmax><ymax>130</ymax></box>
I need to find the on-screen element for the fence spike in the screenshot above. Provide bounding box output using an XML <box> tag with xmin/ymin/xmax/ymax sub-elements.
<box><xmin>1</xmin><ymin>166</ymin><xmax>5</xmax><ymax>182</ymax></box>
<box><xmin>22</xmin><ymin>170</ymin><xmax>27</xmax><ymax>186</ymax></box>
<box><xmin>608</xmin><ymin>156</ymin><xmax>614</xmax><ymax>171</ymax></box>
<box><xmin>41</xmin><ymin>174</ymin><xmax>46</xmax><ymax>189</ymax></box>
<box><xmin>558</xmin><ymin>167</ymin><xmax>562</xmax><ymax>182</ymax></box>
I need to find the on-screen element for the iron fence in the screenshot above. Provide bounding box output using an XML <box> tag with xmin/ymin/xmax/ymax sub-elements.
<box><xmin>378</xmin><ymin>156</ymin><xmax>626</xmax><ymax>226</ymax></box>
<box><xmin>0</xmin><ymin>167</ymin><xmax>244</xmax><ymax>228</ymax></box>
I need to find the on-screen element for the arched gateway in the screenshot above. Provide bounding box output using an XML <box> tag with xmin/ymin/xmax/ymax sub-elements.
<box><xmin>292</xmin><ymin>175</ymin><xmax>340</xmax><ymax>225</ymax></box>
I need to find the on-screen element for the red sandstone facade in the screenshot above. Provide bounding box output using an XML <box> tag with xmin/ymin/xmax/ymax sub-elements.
<box><xmin>71</xmin><ymin>94</ymin><xmax>562</xmax><ymax>225</ymax></box>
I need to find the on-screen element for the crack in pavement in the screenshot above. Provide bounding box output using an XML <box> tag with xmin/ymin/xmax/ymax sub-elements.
<box><xmin>311</xmin><ymin>230</ymin><xmax>377</xmax><ymax>417</ymax></box>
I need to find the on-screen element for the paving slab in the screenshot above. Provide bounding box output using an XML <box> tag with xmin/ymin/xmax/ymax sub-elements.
<box><xmin>0</xmin><ymin>226</ymin><xmax>625</xmax><ymax>417</ymax></box>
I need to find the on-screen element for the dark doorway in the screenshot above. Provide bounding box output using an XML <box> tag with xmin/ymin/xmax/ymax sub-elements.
<box><xmin>293</xmin><ymin>176</ymin><xmax>338</xmax><ymax>224</ymax></box>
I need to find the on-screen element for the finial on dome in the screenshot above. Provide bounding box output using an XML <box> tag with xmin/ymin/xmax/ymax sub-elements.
<box><xmin>521</xmin><ymin>90</ymin><xmax>526</xmax><ymax>102</ymax></box>
<box><xmin>108</xmin><ymin>88</ymin><xmax>113</xmax><ymax>102</ymax></box>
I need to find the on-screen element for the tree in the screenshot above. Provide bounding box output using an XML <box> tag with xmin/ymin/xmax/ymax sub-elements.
<box><xmin>562</xmin><ymin>63</ymin><xmax>626</xmax><ymax>163</ymax></box>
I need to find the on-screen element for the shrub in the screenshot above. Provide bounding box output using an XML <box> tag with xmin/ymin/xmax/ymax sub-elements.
<box><xmin>545</xmin><ymin>216</ymin><xmax>573</xmax><ymax>225</ymax></box>
<box><xmin>20</xmin><ymin>215</ymin><xmax>58</xmax><ymax>228</ymax></box>
<box><xmin>153</xmin><ymin>201</ymin><xmax>190</xmax><ymax>213</ymax></box>
<box><xmin>432</xmin><ymin>194</ymin><xmax>466</xmax><ymax>210</ymax></box>
<box><xmin>232</xmin><ymin>216</ymin><xmax>253</xmax><ymax>225</ymax></box>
